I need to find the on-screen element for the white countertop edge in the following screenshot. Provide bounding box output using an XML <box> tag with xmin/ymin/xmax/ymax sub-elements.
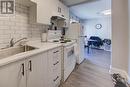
<box><xmin>0</xmin><ymin>43</ymin><xmax>62</xmax><ymax>67</ymax></box>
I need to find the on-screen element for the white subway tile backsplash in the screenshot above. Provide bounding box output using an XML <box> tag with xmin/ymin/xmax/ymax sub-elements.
<box><xmin>0</xmin><ymin>3</ymin><xmax>47</xmax><ymax>49</ymax></box>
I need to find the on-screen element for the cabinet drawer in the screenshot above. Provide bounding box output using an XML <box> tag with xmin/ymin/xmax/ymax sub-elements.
<box><xmin>53</xmin><ymin>62</ymin><xmax>61</xmax><ymax>72</ymax></box>
<box><xmin>53</xmin><ymin>61</ymin><xmax>61</xmax><ymax>77</ymax></box>
<box><xmin>53</xmin><ymin>58</ymin><xmax>61</xmax><ymax>82</ymax></box>
<box><xmin>53</xmin><ymin>60</ymin><xmax>60</xmax><ymax>69</ymax></box>
<box><xmin>52</xmin><ymin>48</ymin><xmax>61</xmax><ymax>64</ymax></box>
<box><xmin>52</xmin><ymin>48</ymin><xmax>61</xmax><ymax>55</ymax></box>
<box><xmin>53</xmin><ymin>75</ymin><xmax>61</xmax><ymax>87</ymax></box>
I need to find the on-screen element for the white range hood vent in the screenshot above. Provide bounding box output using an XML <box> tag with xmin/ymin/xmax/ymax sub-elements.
<box><xmin>51</xmin><ymin>16</ymin><xmax>66</xmax><ymax>20</ymax></box>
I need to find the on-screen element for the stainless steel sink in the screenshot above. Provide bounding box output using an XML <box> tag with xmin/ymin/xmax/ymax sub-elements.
<box><xmin>0</xmin><ymin>45</ymin><xmax>37</xmax><ymax>59</ymax></box>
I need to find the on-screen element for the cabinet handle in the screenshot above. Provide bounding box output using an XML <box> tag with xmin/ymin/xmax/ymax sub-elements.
<box><xmin>53</xmin><ymin>50</ymin><xmax>59</xmax><ymax>53</ymax></box>
<box><xmin>21</xmin><ymin>63</ymin><xmax>24</xmax><ymax>76</ymax></box>
<box><xmin>29</xmin><ymin>60</ymin><xmax>32</xmax><ymax>72</ymax></box>
<box><xmin>53</xmin><ymin>61</ymin><xmax>59</xmax><ymax>66</ymax></box>
<box><xmin>53</xmin><ymin>76</ymin><xmax>59</xmax><ymax>82</ymax></box>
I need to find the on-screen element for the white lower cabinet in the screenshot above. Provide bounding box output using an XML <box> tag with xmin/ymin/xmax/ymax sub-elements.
<box><xmin>0</xmin><ymin>47</ymin><xmax>62</xmax><ymax>87</ymax></box>
<box><xmin>26</xmin><ymin>53</ymin><xmax>48</xmax><ymax>87</ymax></box>
<box><xmin>0</xmin><ymin>48</ymin><xmax>62</xmax><ymax>87</ymax></box>
<box><xmin>48</xmin><ymin>47</ymin><xmax>62</xmax><ymax>87</ymax></box>
<box><xmin>0</xmin><ymin>52</ymin><xmax>48</xmax><ymax>87</ymax></box>
<box><xmin>0</xmin><ymin>59</ymin><xmax>26</xmax><ymax>87</ymax></box>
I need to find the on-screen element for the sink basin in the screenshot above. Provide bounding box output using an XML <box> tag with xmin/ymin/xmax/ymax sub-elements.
<box><xmin>0</xmin><ymin>45</ymin><xmax>37</xmax><ymax>59</ymax></box>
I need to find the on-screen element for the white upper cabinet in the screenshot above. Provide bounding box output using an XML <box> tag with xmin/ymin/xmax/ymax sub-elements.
<box><xmin>57</xmin><ymin>2</ymin><xmax>70</xmax><ymax>27</ymax></box>
<box><xmin>29</xmin><ymin>0</ymin><xmax>52</xmax><ymax>25</ymax></box>
<box><xmin>51</xmin><ymin>0</ymin><xmax>70</xmax><ymax>27</ymax></box>
<box><xmin>52</xmin><ymin>0</ymin><xmax>69</xmax><ymax>20</ymax></box>
<box><xmin>51</xmin><ymin>0</ymin><xmax>59</xmax><ymax>16</ymax></box>
<box><xmin>36</xmin><ymin>0</ymin><xmax>52</xmax><ymax>25</ymax></box>
<box><xmin>29</xmin><ymin>0</ymin><xmax>69</xmax><ymax>25</ymax></box>
<box><xmin>60</xmin><ymin>2</ymin><xmax>69</xmax><ymax>20</ymax></box>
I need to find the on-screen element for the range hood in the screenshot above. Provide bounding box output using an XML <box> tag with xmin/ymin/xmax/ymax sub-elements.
<box><xmin>51</xmin><ymin>16</ymin><xmax>66</xmax><ymax>20</ymax></box>
<box><xmin>50</xmin><ymin>15</ymin><xmax>68</xmax><ymax>29</ymax></box>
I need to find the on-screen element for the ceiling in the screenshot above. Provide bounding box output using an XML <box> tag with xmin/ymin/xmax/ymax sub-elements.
<box><xmin>63</xmin><ymin>0</ymin><xmax>111</xmax><ymax>20</ymax></box>
<box><xmin>61</xmin><ymin>0</ymin><xmax>98</xmax><ymax>7</ymax></box>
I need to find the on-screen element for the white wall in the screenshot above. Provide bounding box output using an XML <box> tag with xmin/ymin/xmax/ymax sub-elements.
<box><xmin>112</xmin><ymin>0</ymin><xmax>129</xmax><ymax>77</ymax></box>
<box><xmin>83</xmin><ymin>17</ymin><xmax>111</xmax><ymax>40</ymax></box>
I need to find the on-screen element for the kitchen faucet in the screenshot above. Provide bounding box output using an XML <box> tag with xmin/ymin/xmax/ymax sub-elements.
<box><xmin>10</xmin><ymin>37</ymin><xmax>27</xmax><ymax>47</ymax></box>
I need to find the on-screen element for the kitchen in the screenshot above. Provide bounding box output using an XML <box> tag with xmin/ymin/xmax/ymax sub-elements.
<box><xmin>0</xmin><ymin>0</ymin><xmax>85</xmax><ymax>87</ymax></box>
<box><xmin>0</xmin><ymin>0</ymin><xmax>130</xmax><ymax>87</ymax></box>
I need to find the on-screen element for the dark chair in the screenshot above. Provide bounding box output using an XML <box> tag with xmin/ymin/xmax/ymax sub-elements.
<box><xmin>87</xmin><ymin>36</ymin><xmax>103</xmax><ymax>54</ymax></box>
<box><xmin>88</xmin><ymin>36</ymin><xmax>103</xmax><ymax>48</ymax></box>
<box><xmin>103</xmin><ymin>39</ymin><xmax>111</xmax><ymax>45</ymax></box>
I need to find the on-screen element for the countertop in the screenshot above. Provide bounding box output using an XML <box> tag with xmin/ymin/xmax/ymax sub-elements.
<box><xmin>0</xmin><ymin>41</ymin><xmax>62</xmax><ymax>67</ymax></box>
<box><xmin>47</xmin><ymin>39</ymin><xmax>77</xmax><ymax>47</ymax></box>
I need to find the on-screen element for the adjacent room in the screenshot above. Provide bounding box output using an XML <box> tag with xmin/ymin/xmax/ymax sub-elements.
<box><xmin>62</xmin><ymin>0</ymin><xmax>113</xmax><ymax>87</ymax></box>
<box><xmin>69</xmin><ymin>0</ymin><xmax>112</xmax><ymax>70</ymax></box>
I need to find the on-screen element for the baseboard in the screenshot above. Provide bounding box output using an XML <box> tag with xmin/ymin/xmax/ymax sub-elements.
<box><xmin>109</xmin><ymin>67</ymin><xmax>130</xmax><ymax>83</ymax></box>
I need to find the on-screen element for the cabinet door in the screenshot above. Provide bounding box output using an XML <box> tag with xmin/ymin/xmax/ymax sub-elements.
<box><xmin>57</xmin><ymin>2</ymin><xmax>65</xmax><ymax>17</ymax></box>
<box><xmin>58</xmin><ymin>2</ymin><xmax>70</xmax><ymax>27</ymax></box>
<box><xmin>51</xmin><ymin>0</ymin><xmax>68</xmax><ymax>18</ymax></box>
<box><xmin>27</xmin><ymin>52</ymin><xmax>48</xmax><ymax>87</ymax></box>
<box><xmin>0</xmin><ymin>60</ymin><xmax>26</xmax><ymax>87</ymax></box>
<box><xmin>37</xmin><ymin>0</ymin><xmax>52</xmax><ymax>25</ymax></box>
<box><xmin>51</xmin><ymin>0</ymin><xmax>59</xmax><ymax>16</ymax></box>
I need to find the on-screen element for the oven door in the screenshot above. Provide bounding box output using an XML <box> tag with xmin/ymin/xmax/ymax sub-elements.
<box><xmin>64</xmin><ymin>44</ymin><xmax>76</xmax><ymax>81</ymax></box>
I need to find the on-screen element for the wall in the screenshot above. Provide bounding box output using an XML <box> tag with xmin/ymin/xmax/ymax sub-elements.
<box><xmin>0</xmin><ymin>2</ymin><xmax>47</xmax><ymax>49</ymax></box>
<box><xmin>128</xmin><ymin>0</ymin><xmax>130</xmax><ymax>82</ymax></box>
<box><xmin>111</xmin><ymin>0</ymin><xmax>129</xmax><ymax>77</ymax></box>
<box><xmin>83</xmin><ymin>17</ymin><xmax>112</xmax><ymax>40</ymax></box>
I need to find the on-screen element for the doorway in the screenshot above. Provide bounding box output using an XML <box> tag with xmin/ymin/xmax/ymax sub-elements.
<box><xmin>83</xmin><ymin>17</ymin><xmax>112</xmax><ymax>70</ymax></box>
<box><xmin>69</xmin><ymin>0</ymin><xmax>112</xmax><ymax>71</ymax></box>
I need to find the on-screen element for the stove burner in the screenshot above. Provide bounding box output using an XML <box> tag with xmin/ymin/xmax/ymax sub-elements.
<box><xmin>61</xmin><ymin>41</ymin><xmax>67</xmax><ymax>43</ymax></box>
<box><xmin>52</xmin><ymin>40</ymin><xmax>72</xmax><ymax>43</ymax></box>
<box><xmin>53</xmin><ymin>40</ymin><xmax>59</xmax><ymax>42</ymax></box>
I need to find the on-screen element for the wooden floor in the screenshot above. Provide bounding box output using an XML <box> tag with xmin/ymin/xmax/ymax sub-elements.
<box><xmin>61</xmin><ymin>48</ymin><xmax>114</xmax><ymax>87</ymax></box>
<box><xmin>85</xmin><ymin>48</ymin><xmax>111</xmax><ymax>69</ymax></box>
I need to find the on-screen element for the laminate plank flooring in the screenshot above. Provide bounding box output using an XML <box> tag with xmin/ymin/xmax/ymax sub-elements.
<box><xmin>85</xmin><ymin>48</ymin><xmax>111</xmax><ymax>69</ymax></box>
<box><xmin>61</xmin><ymin>48</ymin><xmax>114</xmax><ymax>87</ymax></box>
